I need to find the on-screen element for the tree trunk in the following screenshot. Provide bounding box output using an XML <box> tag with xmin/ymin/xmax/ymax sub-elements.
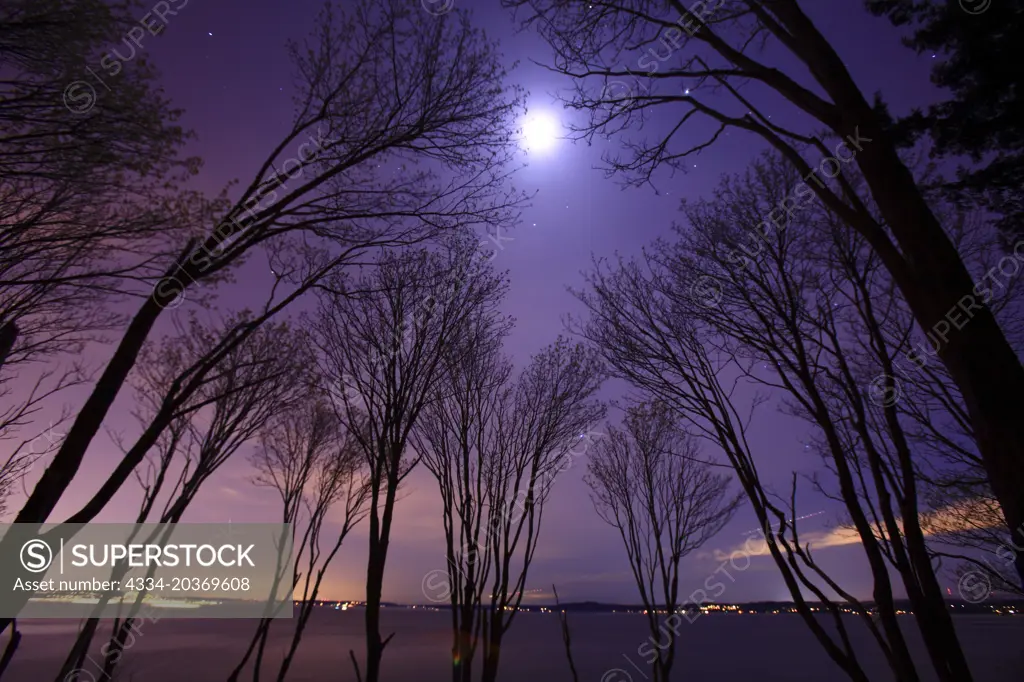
<box><xmin>479</xmin><ymin>613</ymin><xmax>503</xmax><ymax>682</ymax></box>
<box><xmin>100</xmin><ymin>619</ymin><xmax>131</xmax><ymax>680</ymax></box>
<box><xmin>858</xmin><ymin>128</ymin><xmax>1024</xmax><ymax>587</ymax></box>
<box><xmin>773</xmin><ymin>0</ymin><xmax>1024</xmax><ymax>587</ymax></box>
<box><xmin>11</xmin><ymin>241</ymin><xmax>193</xmax><ymax>528</ymax></box>
<box><xmin>364</xmin><ymin>549</ymin><xmax>386</xmax><ymax>682</ymax></box>
<box><xmin>459</xmin><ymin>627</ymin><xmax>474</xmax><ymax>682</ymax></box>
<box><xmin>0</xmin><ymin>321</ymin><xmax>17</xmax><ymax>373</ymax></box>
<box><xmin>54</xmin><ymin>618</ymin><xmax>101</xmax><ymax>682</ymax></box>
<box><xmin>904</xmin><ymin>526</ymin><xmax>974</xmax><ymax>681</ymax></box>
<box><xmin>251</xmin><ymin>620</ymin><xmax>269</xmax><ymax>682</ymax></box>
<box><xmin>653</xmin><ymin>625</ymin><xmax>675</xmax><ymax>682</ymax></box>
<box><xmin>13</xmin><ymin>293</ymin><xmax>160</xmax><ymax>518</ymax></box>
<box><xmin>454</xmin><ymin>603</ymin><xmax>475</xmax><ymax>682</ymax></box>
<box><xmin>480</xmin><ymin>649</ymin><xmax>500</xmax><ymax>682</ymax></box>
<box><xmin>274</xmin><ymin>605</ymin><xmax>313</xmax><ymax>682</ymax></box>
<box><xmin>449</xmin><ymin>629</ymin><xmax>460</xmax><ymax>682</ymax></box>
<box><xmin>654</xmin><ymin>658</ymin><xmax>667</xmax><ymax>682</ymax></box>
<box><xmin>227</xmin><ymin>619</ymin><xmax>270</xmax><ymax>682</ymax></box>
<box><xmin>0</xmin><ymin>256</ymin><xmax>193</xmax><ymax>636</ymax></box>
<box><xmin>894</xmin><ymin>445</ymin><xmax>974</xmax><ymax>681</ymax></box>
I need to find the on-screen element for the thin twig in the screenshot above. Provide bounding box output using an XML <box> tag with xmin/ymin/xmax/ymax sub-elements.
<box><xmin>349</xmin><ymin>649</ymin><xmax>363</xmax><ymax>682</ymax></box>
<box><xmin>553</xmin><ymin>586</ymin><xmax>579</xmax><ymax>682</ymax></box>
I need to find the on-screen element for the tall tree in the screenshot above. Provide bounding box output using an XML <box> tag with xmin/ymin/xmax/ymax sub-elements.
<box><xmin>476</xmin><ymin>339</ymin><xmax>604</xmax><ymax>682</ymax></box>
<box><xmin>55</xmin><ymin>314</ymin><xmax>309</xmax><ymax>682</ymax></box>
<box><xmin>570</xmin><ymin>152</ymin><xmax>994</xmax><ymax>681</ymax></box>
<box><xmin>0</xmin><ymin>0</ymin><xmax>209</xmax><ymax>488</ymax></box>
<box><xmin>585</xmin><ymin>402</ymin><xmax>737</xmax><ymax>682</ymax></box>
<box><xmin>576</xmin><ymin>259</ymin><xmax>883</xmax><ymax>681</ymax></box>
<box><xmin>413</xmin><ymin>312</ymin><xmax>513</xmax><ymax>682</ymax></box>
<box><xmin>312</xmin><ymin>238</ymin><xmax>509</xmax><ymax>682</ymax></box>
<box><xmin>506</xmin><ymin>0</ymin><xmax>1024</xmax><ymax>586</ymax></box>
<box><xmin>414</xmin><ymin>336</ymin><xmax>605</xmax><ymax>682</ymax></box>
<box><xmin>230</xmin><ymin>399</ymin><xmax>368</xmax><ymax>682</ymax></box>
<box><xmin>664</xmin><ymin>151</ymin><xmax>976</xmax><ymax>681</ymax></box>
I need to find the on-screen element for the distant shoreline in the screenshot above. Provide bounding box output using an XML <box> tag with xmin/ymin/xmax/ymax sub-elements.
<box><xmin>300</xmin><ymin>599</ymin><xmax>1024</xmax><ymax>616</ymax></box>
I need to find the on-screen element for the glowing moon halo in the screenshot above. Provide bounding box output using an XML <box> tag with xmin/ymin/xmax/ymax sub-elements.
<box><xmin>520</xmin><ymin>112</ymin><xmax>560</xmax><ymax>153</ymax></box>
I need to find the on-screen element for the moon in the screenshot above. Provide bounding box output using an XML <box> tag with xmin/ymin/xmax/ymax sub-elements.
<box><xmin>520</xmin><ymin>112</ymin><xmax>561</xmax><ymax>153</ymax></box>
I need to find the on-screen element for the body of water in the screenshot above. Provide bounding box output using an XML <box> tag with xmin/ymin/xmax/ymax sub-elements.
<box><xmin>3</xmin><ymin>609</ymin><xmax>1021</xmax><ymax>681</ymax></box>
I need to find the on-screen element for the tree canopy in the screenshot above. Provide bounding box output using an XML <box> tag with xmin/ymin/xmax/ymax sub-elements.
<box><xmin>868</xmin><ymin>0</ymin><xmax>1024</xmax><ymax>241</ymax></box>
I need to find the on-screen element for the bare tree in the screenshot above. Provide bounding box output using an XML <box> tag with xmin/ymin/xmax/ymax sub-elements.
<box><xmin>585</xmin><ymin>402</ymin><xmax>738</xmax><ymax>682</ymax></box>
<box><xmin>0</xmin><ymin>0</ymin><xmax>523</xmax><ymax>631</ymax></box>
<box><xmin>52</xmin><ymin>314</ymin><xmax>309</xmax><ymax>682</ymax></box>
<box><xmin>661</xmin><ymin>151</ymin><xmax>980</xmax><ymax>680</ymax></box>
<box><xmin>229</xmin><ymin>399</ymin><xmax>369</xmax><ymax>682</ymax></box>
<box><xmin>413</xmin><ymin>336</ymin><xmax>605</xmax><ymax>682</ymax></box>
<box><xmin>476</xmin><ymin>339</ymin><xmax>604</xmax><ymax>682</ymax></box>
<box><xmin>575</xmin><ymin>256</ymin><xmax>897</xmax><ymax>682</ymax></box>
<box><xmin>312</xmin><ymin>237</ymin><xmax>509</xmax><ymax>682</ymax></box>
<box><xmin>0</xmin><ymin>0</ymin><xmax>206</xmax><ymax>518</ymax></box>
<box><xmin>0</xmin><ymin>0</ymin><xmax>205</xmax><ymax>370</ymax></box>
<box><xmin>569</xmin><ymin>155</ymin><xmax>982</xmax><ymax>680</ymax></box>
<box><xmin>507</xmin><ymin>0</ymin><xmax>1024</xmax><ymax>585</ymax></box>
<box><xmin>412</xmin><ymin>311</ymin><xmax>512</xmax><ymax>682</ymax></box>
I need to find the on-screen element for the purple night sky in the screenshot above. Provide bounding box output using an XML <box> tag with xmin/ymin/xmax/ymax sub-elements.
<box><xmin>11</xmin><ymin>0</ymin><xmax>955</xmax><ymax>604</ymax></box>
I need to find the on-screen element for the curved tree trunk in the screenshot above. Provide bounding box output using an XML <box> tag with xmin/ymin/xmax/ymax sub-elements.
<box><xmin>768</xmin><ymin>0</ymin><xmax>1024</xmax><ymax>587</ymax></box>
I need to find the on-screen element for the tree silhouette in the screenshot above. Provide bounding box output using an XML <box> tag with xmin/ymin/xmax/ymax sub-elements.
<box><xmin>0</xmin><ymin>0</ymin><xmax>524</xmax><ymax>634</ymax></box>
<box><xmin>507</xmin><ymin>0</ymin><xmax>1024</xmax><ymax>587</ymax></box>
<box><xmin>414</xmin><ymin>335</ymin><xmax>605</xmax><ymax>682</ymax></box>
<box><xmin>312</xmin><ymin>237</ymin><xmax>509</xmax><ymax>682</ymax></box>
<box><xmin>585</xmin><ymin>402</ymin><xmax>737</xmax><ymax>682</ymax></box>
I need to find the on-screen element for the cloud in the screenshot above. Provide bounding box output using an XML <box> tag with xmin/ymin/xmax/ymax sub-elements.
<box><xmin>710</xmin><ymin>497</ymin><xmax>1005</xmax><ymax>561</ymax></box>
<box><xmin>920</xmin><ymin>496</ymin><xmax>1004</xmax><ymax>535</ymax></box>
<box><xmin>711</xmin><ymin>525</ymin><xmax>863</xmax><ymax>561</ymax></box>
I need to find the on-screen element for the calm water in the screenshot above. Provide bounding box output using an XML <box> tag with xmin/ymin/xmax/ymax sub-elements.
<box><xmin>2</xmin><ymin>609</ymin><xmax>1021</xmax><ymax>681</ymax></box>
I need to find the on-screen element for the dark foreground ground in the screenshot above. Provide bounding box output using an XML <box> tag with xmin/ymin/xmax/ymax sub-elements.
<box><xmin>2</xmin><ymin>609</ymin><xmax>1022</xmax><ymax>681</ymax></box>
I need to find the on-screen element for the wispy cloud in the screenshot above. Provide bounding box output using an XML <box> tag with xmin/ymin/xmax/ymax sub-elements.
<box><xmin>710</xmin><ymin>498</ymin><xmax>1004</xmax><ymax>561</ymax></box>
